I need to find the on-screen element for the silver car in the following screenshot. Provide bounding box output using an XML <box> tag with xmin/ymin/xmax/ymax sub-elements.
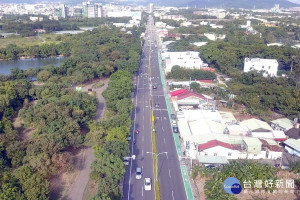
<box><xmin>136</xmin><ymin>167</ymin><xmax>143</xmax><ymax>179</ymax></box>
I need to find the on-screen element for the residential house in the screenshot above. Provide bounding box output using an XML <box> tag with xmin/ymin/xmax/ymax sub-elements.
<box><xmin>260</xmin><ymin>139</ymin><xmax>283</xmax><ymax>160</ymax></box>
<box><xmin>244</xmin><ymin>58</ymin><xmax>278</xmax><ymax>77</ymax></box>
<box><xmin>271</xmin><ymin>118</ymin><xmax>296</xmax><ymax>131</ymax></box>
<box><xmin>170</xmin><ymin>89</ymin><xmax>188</xmax><ymax>97</ymax></box>
<box><xmin>224</xmin><ymin>125</ymin><xmax>250</xmax><ymax>136</ymax></box>
<box><xmin>198</xmin><ymin>140</ymin><xmax>240</xmax><ymax>159</ymax></box>
<box><xmin>176</xmin><ymin>91</ymin><xmax>207</xmax><ymax>106</ymax></box>
<box><xmin>242</xmin><ymin>137</ymin><xmax>266</xmax><ymax>159</ymax></box>
<box><xmin>283</xmin><ymin>139</ymin><xmax>300</xmax><ymax>157</ymax></box>
<box><xmin>241</xmin><ymin>118</ymin><xmax>274</xmax><ymax>139</ymax></box>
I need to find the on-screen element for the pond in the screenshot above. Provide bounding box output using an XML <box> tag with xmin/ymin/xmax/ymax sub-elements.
<box><xmin>0</xmin><ymin>56</ymin><xmax>67</xmax><ymax>75</ymax></box>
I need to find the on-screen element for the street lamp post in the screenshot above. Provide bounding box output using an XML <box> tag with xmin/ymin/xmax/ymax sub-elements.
<box><xmin>146</xmin><ymin>151</ymin><xmax>168</xmax><ymax>180</ymax></box>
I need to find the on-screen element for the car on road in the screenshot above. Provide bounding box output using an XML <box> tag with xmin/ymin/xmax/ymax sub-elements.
<box><xmin>123</xmin><ymin>157</ymin><xmax>130</xmax><ymax>165</ymax></box>
<box><xmin>144</xmin><ymin>178</ymin><xmax>151</xmax><ymax>191</ymax></box>
<box><xmin>172</xmin><ymin>120</ymin><xmax>177</xmax><ymax>126</ymax></box>
<box><xmin>126</xmin><ymin>134</ymin><xmax>132</xmax><ymax>141</ymax></box>
<box><xmin>155</xmin><ymin>103</ymin><xmax>160</xmax><ymax>108</ymax></box>
<box><xmin>171</xmin><ymin>114</ymin><xmax>176</xmax><ymax>120</ymax></box>
<box><xmin>173</xmin><ymin>126</ymin><xmax>179</xmax><ymax>133</ymax></box>
<box><xmin>136</xmin><ymin>167</ymin><xmax>143</xmax><ymax>179</ymax></box>
<box><xmin>152</xmin><ymin>85</ymin><xmax>157</xmax><ymax>89</ymax></box>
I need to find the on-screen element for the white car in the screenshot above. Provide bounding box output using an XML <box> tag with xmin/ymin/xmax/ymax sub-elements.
<box><xmin>172</xmin><ymin>120</ymin><xmax>177</xmax><ymax>126</ymax></box>
<box><xmin>144</xmin><ymin>178</ymin><xmax>151</xmax><ymax>191</ymax></box>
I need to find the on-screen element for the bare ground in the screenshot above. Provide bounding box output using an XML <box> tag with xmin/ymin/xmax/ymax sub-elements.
<box><xmin>50</xmin><ymin>78</ymin><xmax>109</xmax><ymax>200</ymax></box>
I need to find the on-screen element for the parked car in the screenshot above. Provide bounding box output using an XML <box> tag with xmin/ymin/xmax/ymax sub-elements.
<box><xmin>126</xmin><ymin>134</ymin><xmax>132</xmax><ymax>141</ymax></box>
<box><xmin>155</xmin><ymin>103</ymin><xmax>160</xmax><ymax>108</ymax></box>
<box><xmin>123</xmin><ymin>157</ymin><xmax>130</xmax><ymax>165</ymax></box>
<box><xmin>144</xmin><ymin>178</ymin><xmax>151</xmax><ymax>191</ymax></box>
<box><xmin>173</xmin><ymin>126</ymin><xmax>179</xmax><ymax>133</ymax></box>
<box><xmin>152</xmin><ymin>85</ymin><xmax>157</xmax><ymax>89</ymax></box>
<box><xmin>172</xmin><ymin>120</ymin><xmax>177</xmax><ymax>126</ymax></box>
<box><xmin>171</xmin><ymin>114</ymin><xmax>176</xmax><ymax>120</ymax></box>
<box><xmin>136</xmin><ymin>167</ymin><xmax>143</xmax><ymax>179</ymax></box>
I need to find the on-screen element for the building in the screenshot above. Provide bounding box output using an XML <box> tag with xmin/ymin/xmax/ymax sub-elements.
<box><xmin>283</xmin><ymin>139</ymin><xmax>300</xmax><ymax>157</ymax></box>
<box><xmin>162</xmin><ymin>51</ymin><xmax>208</xmax><ymax>72</ymax></box>
<box><xmin>244</xmin><ymin>58</ymin><xmax>278</xmax><ymax>77</ymax></box>
<box><xmin>170</xmin><ymin>89</ymin><xmax>188</xmax><ymax>97</ymax></box>
<box><xmin>198</xmin><ymin>140</ymin><xmax>240</xmax><ymax>159</ymax></box>
<box><xmin>148</xmin><ymin>3</ymin><xmax>153</xmax><ymax>14</ymax></box>
<box><xmin>271</xmin><ymin>118</ymin><xmax>296</xmax><ymax>131</ymax></box>
<box><xmin>204</xmin><ymin>33</ymin><xmax>226</xmax><ymax>41</ymax></box>
<box><xmin>224</xmin><ymin>125</ymin><xmax>250</xmax><ymax>136</ymax></box>
<box><xmin>285</xmin><ymin>128</ymin><xmax>300</xmax><ymax>140</ymax></box>
<box><xmin>73</xmin><ymin>7</ymin><xmax>83</xmax><ymax>18</ymax></box>
<box><xmin>242</xmin><ymin>137</ymin><xmax>266</xmax><ymax>159</ymax></box>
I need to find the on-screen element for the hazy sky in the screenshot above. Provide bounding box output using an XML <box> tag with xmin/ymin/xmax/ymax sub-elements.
<box><xmin>288</xmin><ymin>0</ymin><xmax>300</xmax><ymax>3</ymax></box>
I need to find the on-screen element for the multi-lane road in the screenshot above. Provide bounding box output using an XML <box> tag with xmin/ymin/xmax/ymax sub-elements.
<box><xmin>122</xmin><ymin>16</ymin><xmax>187</xmax><ymax>200</ymax></box>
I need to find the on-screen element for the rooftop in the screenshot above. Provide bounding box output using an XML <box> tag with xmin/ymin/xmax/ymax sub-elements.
<box><xmin>177</xmin><ymin>91</ymin><xmax>207</xmax><ymax>100</ymax></box>
<box><xmin>198</xmin><ymin>140</ymin><xmax>233</xmax><ymax>151</ymax></box>
<box><xmin>241</xmin><ymin>118</ymin><xmax>273</xmax><ymax>132</ymax></box>
<box><xmin>271</xmin><ymin>118</ymin><xmax>294</xmax><ymax>131</ymax></box>
<box><xmin>285</xmin><ymin>128</ymin><xmax>300</xmax><ymax>139</ymax></box>
<box><xmin>284</xmin><ymin>139</ymin><xmax>300</xmax><ymax>152</ymax></box>
<box><xmin>243</xmin><ymin>137</ymin><xmax>262</xmax><ymax>146</ymax></box>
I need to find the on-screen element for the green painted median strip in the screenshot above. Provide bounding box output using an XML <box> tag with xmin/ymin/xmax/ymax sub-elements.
<box><xmin>157</xmin><ymin>51</ymin><xmax>193</xmax><ymax>200</ymax></box>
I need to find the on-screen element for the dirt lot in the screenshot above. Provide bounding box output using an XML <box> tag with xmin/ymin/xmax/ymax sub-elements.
<box><xmin>195</xmin><ymin>170</ymin><xmax>299</xmax><ymax>200</ymax></box>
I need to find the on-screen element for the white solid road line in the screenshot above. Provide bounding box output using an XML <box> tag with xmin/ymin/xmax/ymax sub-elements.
<box><xmin>172</xmin><ymin>190</ymin><xmax>175</xmax><ymax>200</ymax></box>
<box><xmin>169</xmin><ymin>169</ymin><xmax>171</xmax><ymax>178</ymax></box>
<box><xmin>164</xmin><ymin>138</ymin><xmax>166</xmax><ymax>144</ymax></box>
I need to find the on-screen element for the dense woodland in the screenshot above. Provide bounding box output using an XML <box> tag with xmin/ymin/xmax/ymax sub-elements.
<box><xmin>166</xmin><ymin>65</ymin><xmax>216</xmax><ymax>80</ymax></box>
<box><xmin>0</xmin><ymin>24</ymin><xmax>142</xmax><ymax>199</ymax></box>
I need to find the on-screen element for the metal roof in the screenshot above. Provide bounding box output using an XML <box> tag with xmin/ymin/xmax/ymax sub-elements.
<box><xmin>271</xmin><ymin>118</ymin><xmax>294</xmax><ymax>130</ymax></box>
<box><xmin>243</xmin><ymin>137</ymin><xmax>262</xmax><ymax>146</ymax></box>
<box><xmin>241</xmin><ymin>118</ymin><xmax>273</xmax><ymax>132</ymax></box>
<box><xmin>284</xmin><ymin>139</ymin><xmax>300</xmax><ymax>152</ymax></box>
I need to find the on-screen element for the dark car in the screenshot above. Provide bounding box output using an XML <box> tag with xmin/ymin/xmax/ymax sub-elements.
<box><xmin>152</xmin><ymin>85</ymin><xmax>157</xmax><ymax>89</ymax></box>
<box><xmin>173</xmin><ymin>126</ymin><xmax>179</xmax><ymax>133</ymax></box>
<box><xmin>155</xmin><ymin>103</ymin><xmax>160</xmax><ymax>108</ymax></box>
<box><xmin>171</xmin><ymin>114</ymin><xmax>176</xmax><ymax>120</ymax></box>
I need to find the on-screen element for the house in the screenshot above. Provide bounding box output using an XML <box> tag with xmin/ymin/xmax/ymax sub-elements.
<box><xmin>283</xmin><ymin>139</ymin><xmax>300</xmax><ymax>157</ymax></box>
<box><xmin>198</xmin><ymin>140</ymin><xmax>240</xmax><ymax>159</ymax></box>
<box><xmin>204</xmin><ymin>33</ymin><xmax>226</xmax><ymax>41</ymax></box>
<box><xmin>241</xmin><ymin>118</ymin><xmax>273</xmax><ymax>133</ymax></box>
<box><xmin>242</xmin><ymin>137</ymin><xmax>266</xmax><ymax>159</ymax></box>
<box><xmin>260</xmin><ymin>139</ymin><xmax>283</xmax><ymax>160</ymax></box>
<box><xmin>285</xmin><ymin>128</ymin><xmax>300</xmax><ymax>139</ymax></box>
<box><xmin>170</xmin><ymin>89</ymin><xmax>188</xmax><ymax>97</ymax></box>
<box><xmin>244</xmin><ymin>58</ymin><xmax>278</xmax><ymax>77</ymax></box>
<box><xmin>224</xmin><ymin>125</ymin><xmax>250</xmax><ymax>136</ymax></box>
<box><xmin>271</xmin><ymin>118</ymin><xmax>295</xmax><ymax>131</ymax></box>
<box><xmin>197</xmin><ymin>155</ymin><xmax>229</xmax><ymax>166</ymax></box>
<box><xmin>272</xmin><ymin>130</ymin><xmax>287</xmax><ymax>142</ymax></box>
<box><xmin>177</xmin><ymin>91</ymin><xmax>206</xmax><ymax>101</ymax></box>
<box><xmin>161</xmin><ymin>51</ymin><xmax>208</xmax><ymax>72</ymax></box>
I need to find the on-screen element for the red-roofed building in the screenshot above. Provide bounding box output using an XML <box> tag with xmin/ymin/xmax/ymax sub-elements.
<box><xmin>170</xmin><ymin>89</ymin><xmax>188</xmax><ymax>97</ymax></box>
<box><xmin>198</xmin><ymin>140</ymin><xmax>240</xmax><ymax>159</ymax></box>
<box><xmin>198</xmin><ymin>79</ymin><xmax>213</xmax><ymax>83</ymax></box>
<box><xmin>177</xmin><ymin>91</ymin><xmax>206</xmax><ymax>101</ymax></box>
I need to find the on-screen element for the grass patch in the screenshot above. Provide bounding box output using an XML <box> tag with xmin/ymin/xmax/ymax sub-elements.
<box><xmin>92</xmin><ymin>81</ymin><xmax>104</xmax><ymax>88</ymax></box>
<box><xmin>0</xmin><ymin>33</ymin><xmax>59</xmax><ymax>48</ymax></box>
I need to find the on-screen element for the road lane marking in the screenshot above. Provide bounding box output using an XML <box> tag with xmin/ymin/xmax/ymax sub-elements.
<box><xmin>164</xmin><ymin>138</ymin><xmax>166</xmax><ymax>144</ymax></box>
<box><xmin>142</xmin><ymin>187</ymin><xmax>144</xmax><ymax>197</ymax></box>
<box><xmin>172</xmin><ymin>190</ymin><xmax>174</xmax><ymax>200</ymax></box>
<box><xmin>169</xmin><ymin>169</ymin><xmax>171</xmax><ymax>178</ymax></box>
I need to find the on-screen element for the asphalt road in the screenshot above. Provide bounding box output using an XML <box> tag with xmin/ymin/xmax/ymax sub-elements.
<box><xmin>148</xmin><ymin>17</ymin><xmax>187</xmax><ymax>200</ymax></box>
<box><xmin>122</xmin><ymin>18</ymin><xmax>155</xmax><ymax>200</ymax></box>
<box><xmin>123</xmin><ymin>16</ymin><xmax>187</xmax><ymax>200</ymax></box>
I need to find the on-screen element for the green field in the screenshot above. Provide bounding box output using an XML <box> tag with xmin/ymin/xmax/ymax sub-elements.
<box><xmin>0</xmin><ymin>34</ymin><xmax>59</xmax><ymax>48</ymax></box>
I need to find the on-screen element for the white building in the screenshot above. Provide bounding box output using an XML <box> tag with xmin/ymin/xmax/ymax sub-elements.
<box><xmin>283</xmin><ymin>139</ymin><xmax>300</xmax><ymax>157</ymax></box>
<box><xmin>162</xmin><ymin>51</ymin><xmax>208</xmax><ymax>72</ymax></box>
<box><xmin>204</xmin><ymin>33</ymin><xmax>226</xmax><ymax>41</ymax></box>
<box><xmin>244</xmin><ymin>58</ymin><xmax>278</xmax><ymax>77</ymax></box>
